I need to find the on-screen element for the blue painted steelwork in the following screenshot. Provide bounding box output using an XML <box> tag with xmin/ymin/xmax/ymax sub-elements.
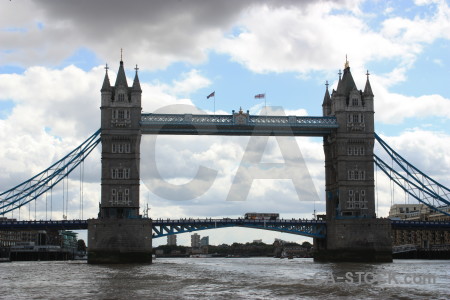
<box><xmin>152</xmin><ymin>218</ymin><xmax>327</xmax><ymax>239</ymax></box>
<box><xmin>375</xmin><ymin>155</ymin><xmax>450</xmax><ymax>217</ymax></box>
<box><xmin>140</xmin><ymin>113</ymin><xmax>338</xmax><ymax>136</ymax></box>
<box><xmin>374</xmin><ymin>133</ymin><xmax>450</xmax><ymax>217</ymax></box>
<box><xmin>375</xmin><ymin>133</ymin><xmax>450</xmax><ymax>205</ymax></box>
<box><xmin>0</xmin><ymin>130</ymin><xmax>101</xmax><ymax>215</ymax></box>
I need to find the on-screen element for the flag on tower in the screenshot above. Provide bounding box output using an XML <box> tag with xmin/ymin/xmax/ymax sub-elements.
<box><xmin>207</xmin><ymin>91</ymin><xmax>215</xmax><ymax>99</ymax></box>
<box><xmin>254</xmin><ymin>93</ymin><xmax>265</xmax><ymax>99</ymax></box>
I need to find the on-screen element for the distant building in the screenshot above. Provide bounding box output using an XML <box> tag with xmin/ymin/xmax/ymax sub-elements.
<box><xmin>191</xmin><ymin>233</ymin><xmax>200</xmax><ymax>248</ymax></box>
<box><xmin>389</xmin><ymin>204</ymin><xmax>450</xmax><ymax>248</ymax></box>
<box><xmin>200</xmin><ymin>236</ymin><xmax>209</xmax><ymax>247</ymax></box>
<box><xmin>0</xmin><ymin>219</ymin><xmax>79</xmax><ymax>261</ymax></box>
<box><xmin>253</xmin><ymin>239</ymin><xmax>263</xmax><ymax>244</ymax></box>
<box><xmin>274</xmin><ymin>238</ymin><xmax>286</xmax><ymax>245</ymax></box>
<box><xmin>167</xmin><ymin>235</ymin><xmax>177</xmax><ymax>246</ymax></box>
<box><xmin>0</xmin><ymin>218</ymin><xmax>77</xmax><ymax>251</ymax></box>
<box><xmin>389</xmin><ymin>204</ymin><xmax>450</xmax><ymax>221</ymax></box>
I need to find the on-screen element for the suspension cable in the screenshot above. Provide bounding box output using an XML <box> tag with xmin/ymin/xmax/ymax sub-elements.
<box><xmin>79</xmin><ymin>162</ymin><xmax>82</xmax><ymax>219</ymax></box>
<box><xmin>390</xmin><ymin>156</ymin><xmax>395</xmax><ymax>206</ymax></box>
<box><xmin>50</xmin><ymin>188</ymin><xmax>53</xmax><ymax>220</ymax></box>
<box><xmin>66</xmin><ymin>175</ymin><xmax>69</xmax><ymax>219</ymax></box>
<box><xmin>62</xmin><ymin>175</ymin><xmax>65</xmax><ymax>219</ymax></box>
<box><xmin>0</xmin><ymin>129</ymin><xmax>101</xmax><ymax>216</ymax></box>
<box><xmin>79</xmin><ymin>160</ymin><xmax>85</xmax><ymax>220</ymax></box>
<box><xmin>82</xmin><ymin>161</ymin><xmax>84</xmax><ymax>220</ymax></box>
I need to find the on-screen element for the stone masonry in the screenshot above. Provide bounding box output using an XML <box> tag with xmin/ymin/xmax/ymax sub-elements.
<box><xmin>315</xmin><ymin>60</ymin><xmax>392</xmax><ymax>262</ymax></box>
<box><xmin>88</xmin><ymin>60</ymin><xmax>152</xmax><ymax>264</ymax></box>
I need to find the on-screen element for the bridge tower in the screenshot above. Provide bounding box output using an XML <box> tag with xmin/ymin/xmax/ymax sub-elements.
<box><xmin>316</xmin><ymin>60</ymin><xmax>392</xmax><ymax>262</ymax></box>
<box><xmin>87</xmin><ymin>59</ymin><xmax>152</xmax><ymax>263</ymax></box>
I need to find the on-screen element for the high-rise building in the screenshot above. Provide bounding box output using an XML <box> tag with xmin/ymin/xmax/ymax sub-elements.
<box><xmin>200</xmin><ymin>236</ymin><xmax>209</xmax><ymax>247</ymax></box>
<box><xmin>167</xmin><ymin>235</ymin><xmax>177</xmax><ymax>246</ymax></box>
<box><xmin>191</xmin><ymin>233</ymin><xmax>200</xmax><ymax>248</ymax></box>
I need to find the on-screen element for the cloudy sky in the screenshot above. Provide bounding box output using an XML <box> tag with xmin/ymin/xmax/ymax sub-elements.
<box><xmin>1</xmin><ymin>0</ymin><xmax>450</xmax><ymax>246</ymax></box>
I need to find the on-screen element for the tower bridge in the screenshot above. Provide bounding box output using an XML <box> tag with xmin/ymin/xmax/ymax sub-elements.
<box><xmin>87</xmin><ymin>57</ymin><xmax>391</xmax><ymax>264</ymax></box>
<box><xmin>2</xmin><ymin>57</ymin><xmax>449</xmax><ymax>264</ymax></box>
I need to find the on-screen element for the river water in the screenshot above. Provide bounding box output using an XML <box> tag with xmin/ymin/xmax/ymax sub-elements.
<box><xmin>1</xmin><ymin>258</ymin><xmax>449</xmax><ymax>299</ymax></box>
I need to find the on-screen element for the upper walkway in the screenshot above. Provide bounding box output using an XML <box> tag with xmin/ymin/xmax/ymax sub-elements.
<box><xmin>140</xmin><ymin>113</ymin><xmax>338</xmax><ymax>136</ymax></box>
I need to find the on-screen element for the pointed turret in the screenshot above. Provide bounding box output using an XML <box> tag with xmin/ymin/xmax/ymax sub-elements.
<box><xmin>322</xmin><ymin>81</ymin><xmax>331</xmax><ymax>105</ymax></box>
<box><xmin>363</xmin><ymin>70</ymin><xmax>374</xmax><ymax>97</ymax></box>
<box><xmin>101</xmin><ymin>64</ymin><xmax>112</xmax><ymax>107</ymax></box>
<box><xmin>114</xmin><ymin>60</ymin><xmax>128</xmax><ymax>88</ymax></box>
<box><xmin>101</xmin><ymin>64</ymin><xmax>112</xmax><ymax>92</ymax></box>
<box><xmin>336</xmin><ymin>65</ymin><xmax>356</xmax><ymax>95</ymax></box>
<box><xmin>322</xmin><ymin>81</ymin><xmax>332</xmax><ymax>116</ymax></box>
<box><xmin>132</xmin><ymin>64</ymin><xmax>142</xmax><ymax>92</ymax></box>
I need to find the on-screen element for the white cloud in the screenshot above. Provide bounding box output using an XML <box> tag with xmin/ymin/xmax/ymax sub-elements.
<box><xmin>376</xmin><ymin>130</ymin><xmax>450</xmax><ymax>179</ymax></box>
<box><xmin>217</xmin><ymin>3</ymin><xmax>433</xmax><ymax>75</ymax></box>
<box><xmin>171</xmin><ymin>69</ymin><xmax>212</xmax><ymax>96</ymax></box>
<box><xmin>370</xmin><ymin>74</ymin><xmax>450</xmax><ymax>124</ymax></box>
<box><xmin>0</xmin><ymin>0</ymin><xmax>327</xmax><ymax>69</ymax></box>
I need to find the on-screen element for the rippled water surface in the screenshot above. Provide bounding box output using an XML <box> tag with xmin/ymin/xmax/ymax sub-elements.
<box><xmin>1</xmin><ymin>258</ymin><xmax>449</xmax><ymax>299</ymax></box>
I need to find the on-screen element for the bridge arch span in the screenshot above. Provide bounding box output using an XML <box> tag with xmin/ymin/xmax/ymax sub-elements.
<box><xmin>152</xmin><ymin>219</ymin><xmax>326</xmax><ymax>239</ymax></box>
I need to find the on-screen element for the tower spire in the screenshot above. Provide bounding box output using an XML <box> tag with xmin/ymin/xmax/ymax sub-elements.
<box><xmin>101</xmin><ymin>63</ymin><xmax>111</xmax><ymax>92</ymax></box>
<box><xmin>364</xmin><ymin>70</ymin><xmax>374</xmax><ymax>96</ymax></box>
<box><xmin>132</xmin><ymin>64</ymin><xmax>142</xmax><ymax>92</ymax></box>
<box><xmin>322</xmin><ymin>80</ymin><xmax>331</xmax><ymax>111</ymax></box>
<box><xmin>115</xmin><ymin>56</ymin><xmax>128</xmax><ymax>87</ymax></box>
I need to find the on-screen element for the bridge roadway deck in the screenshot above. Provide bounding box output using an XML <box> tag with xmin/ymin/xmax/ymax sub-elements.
<box><xmin>0</xmin><ymin>218</ymin><xmax>327</xmax><ymax>239</ymax></box>
<box><xmin>140</xmin><ymin>113</ymin><xmax>338</xmax><ymax>136</ymax></box>
<box><xmin>1</xmin><ymin>219</ymin><xmax>449</xmax><ymax>238</ymax></box>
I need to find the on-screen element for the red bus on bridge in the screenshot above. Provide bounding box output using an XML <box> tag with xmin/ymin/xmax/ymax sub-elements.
<box><xmin>244</xmin><ymin>213</ymin><xmax>279</xmax><ymax>220</ymax></box>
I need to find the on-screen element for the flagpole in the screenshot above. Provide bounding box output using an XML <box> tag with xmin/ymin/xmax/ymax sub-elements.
<box><xmin>265</xmin><ymin>92</ymin><xmax>267</xmax><ymax>115</ymax></box>
<box><xmin>214</xmin><ymin>94</ymin><xmax>216</xmax><ymax>115</ymax></box>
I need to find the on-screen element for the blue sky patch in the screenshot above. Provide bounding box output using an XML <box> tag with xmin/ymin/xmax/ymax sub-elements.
<box><xmin>59</xmin><ymin>47</ymin><xmax>102</xmax><ymax>71</ymax></box>
<box><xmin>36</xmin><ymin>22</ymin><xmax>44</xmax><ymax>30</ymax></box>
<box><xmin>1</xmin><ymin>27</ymin><xmax>27</xmax><ymax>33</ymax></box>
<box><xmin>0</xmin><ymin>64</ymin><xmax>25</xmax><ymax>74</ymax></box>
<box><xmin>389</xmin><ymin>39</ymin><xmax>450</xmax><ymax>98</ymax></box>
<box><xmin>0</xmin><ymin>100</ymin><xmax>16</xmax><ymax>119</ymax></box>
